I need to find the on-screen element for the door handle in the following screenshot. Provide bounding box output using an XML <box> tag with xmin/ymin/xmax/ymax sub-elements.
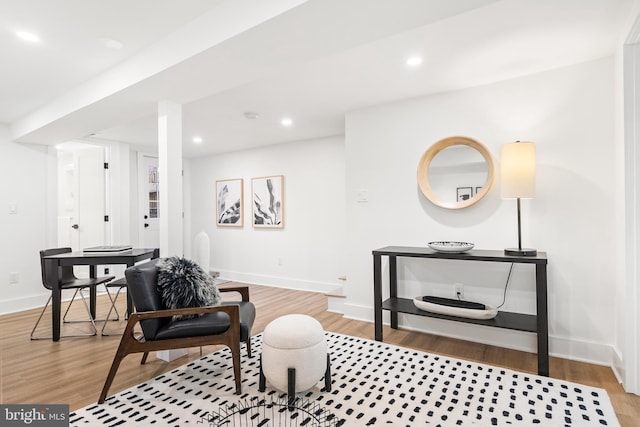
<box><xmin>71</xmin><ymin>224</ymin><xmax>79</xmax><ymax>229</ymax></box>
<box><xmin>144</xmin><ymin>223</ymin><xmax>149</xmax><ymax>228</ymax></box>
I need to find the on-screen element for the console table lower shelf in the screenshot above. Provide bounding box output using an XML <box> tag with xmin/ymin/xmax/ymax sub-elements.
<box><xmin>382</xmin><ymin>297</ymin><xmax>537</xmax><ymax>332</ymax></box>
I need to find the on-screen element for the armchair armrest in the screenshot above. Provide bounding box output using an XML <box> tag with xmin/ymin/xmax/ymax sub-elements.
<box><xmin>218</xmin><ymin>285</ymin><xmax>250</xmax><ymax>302</ymax></box>
<box><xmin>123</xmin><ymin>305</ymin><xmax>240</xmax><ymax>340</ymax></box>
<box><xmin>132</xmin><ymin>304</ymin><xmax>239</xmax><ymax>321</ymax></box>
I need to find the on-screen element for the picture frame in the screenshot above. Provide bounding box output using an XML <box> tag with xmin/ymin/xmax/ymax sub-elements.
<box><xmin>216</xmin><ymin>178</ymin><xmax>243</xmax><ymax>227</ymax></box>
<box><xmin>456</xmin><ymin>186</ymin><xmax>473</xmax><ymax>202</ymax></box>
<box><xmin>252</xmin><ymin>175</ymin><xmax>284</xmax><ymax>228</ymax></box>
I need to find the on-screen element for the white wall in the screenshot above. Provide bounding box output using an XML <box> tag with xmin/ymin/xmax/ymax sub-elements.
<box><xmin>621</xmin><ymin>41</ymin><xmax>640</xmax><ymax>392</ymax></box>
<box><xmin>0</xmin><ymin>125</ymin><xmax>52</xmax><ymax>313</ymax></box>
<box><xmin>344</xmin><ymin>57</ymin><xmax>619</xmax><ymax>366</ymax></box>
<box><xmin>189</xmin><ymin>136</ymin><xmax>346</xmax><ymax>293</ymax></box>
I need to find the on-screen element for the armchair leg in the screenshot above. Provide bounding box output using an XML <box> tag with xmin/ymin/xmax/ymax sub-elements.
<box><xmin>99</xmin><ymin>352</ymin><xmax>126</xmax><ymax>403</ymax></box>
<box><xmin>231</xmin><ymin>340</ymin><xmax>242</xmax><ymax>395</ymax></box>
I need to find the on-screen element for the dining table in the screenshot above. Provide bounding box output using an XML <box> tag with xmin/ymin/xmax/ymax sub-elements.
<box><xmin>42</xmin><ymin>248</ymin><xmax>158</xmax><ymax>341</ymax></box>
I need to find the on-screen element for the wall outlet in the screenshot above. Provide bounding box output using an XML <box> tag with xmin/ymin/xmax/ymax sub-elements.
<box><xmin>454</xmin><ymin>283</ymin><xmax>464</xmax><ymax>299</ymax></box>
<box><xmin>277</xmin><ymin>257</ymin><xmax>283</xmax><ymax>266</ymax></box>
<box><xmin>9</xmin><ymin>272</ymin><xmax>19</xmax><ymax>284</ymax></box>
<box><xmin>104</xmin><ymin>267</ymin><xmax>110</xmax><ymax>274</ymax></box>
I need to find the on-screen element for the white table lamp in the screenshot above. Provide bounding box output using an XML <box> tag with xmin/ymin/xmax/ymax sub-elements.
<box><xmin>501</xmin><ymin>141</ymin><xmax>537</xmax><ymax>256</ymax></box>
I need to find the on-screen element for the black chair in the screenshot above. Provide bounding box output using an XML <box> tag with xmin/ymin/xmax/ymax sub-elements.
<box><xmin>31</xmin><ymin>247</ymin><xmax>115</xmax><ymax>340</ymax></box>
<box><xmin>101</xmin><ymin>248</ymin><xmax>160</xmax><ymax>336</ymax></box>
<box><xmin>98</xmin><ymin>259</ymin><xmax>256</xmax><ymax>403</ymax></box>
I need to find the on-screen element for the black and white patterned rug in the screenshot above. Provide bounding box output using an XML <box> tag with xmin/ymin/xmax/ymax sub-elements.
<box><xmin>71</xmin><ymin>333</ymin><xmax>619</xmax><ymax>426</ymax></box>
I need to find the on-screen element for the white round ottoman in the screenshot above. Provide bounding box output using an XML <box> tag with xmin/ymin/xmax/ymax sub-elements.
<box><xmin>259</xmin><ymin>314</ymin><xmax>330</xmax><ymax>403</ymax></box>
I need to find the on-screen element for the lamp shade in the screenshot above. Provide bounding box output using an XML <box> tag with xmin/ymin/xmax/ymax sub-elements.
<box><xmin>501</xmin><ymin>141</ymin><xmax>536</xmax><ymax>199</ymax></box>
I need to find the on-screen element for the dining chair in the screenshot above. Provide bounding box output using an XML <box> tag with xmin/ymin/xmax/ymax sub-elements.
<box><xmin>98</xmin><ymin>258</ymin><xmax>253</xmax><ymax>403</ymax></box>
<box><xmin>31</xmin><ymin>247</ymin><xmax>115</xmax><ymax>340</ymax></box>
<box><xmin>101</xmin><ymin>248</ymin><xmax>160</xmax><ymax>336</ymax></box>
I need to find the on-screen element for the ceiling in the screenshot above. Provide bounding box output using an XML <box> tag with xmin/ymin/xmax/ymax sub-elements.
<box><xmin>2</xmin><ymin>0</ymin><xmax>637</xmax><ymax>158</ymax></box>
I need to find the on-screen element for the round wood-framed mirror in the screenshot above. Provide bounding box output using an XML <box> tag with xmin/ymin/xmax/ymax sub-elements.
<box><xmin>417</xmin><ymin>136</ymin><xmax>495</xmax><ymax>209</ymax></box>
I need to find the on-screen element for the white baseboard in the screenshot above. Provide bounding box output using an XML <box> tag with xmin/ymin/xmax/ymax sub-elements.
<box><xmin>609</xmin><ymin>346</ymin><xmax>625</xmax><ymax>386</ymax></box>
<box><xmin>0</xmin><ymin>288</ymin><xmax>115</xmax><ymax>315</ymax></box>
<box><xmin>0</xmin><ymin>293</ymin><xmax>50</xmax><ymax>314</ymax></box>
<box><xmin>549</xmin><ymin>335</ymin><xmax>618</xmax><ymax>368</ymax></box>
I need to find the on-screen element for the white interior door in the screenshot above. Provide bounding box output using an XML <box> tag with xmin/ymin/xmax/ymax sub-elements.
<box><xmin>76</xmin><ymin>145</ymin><xmax>106</xmax><ymax>249</ymax></box>
<box><xmin>57</xmin><ymin>142</ymin><xmax>107</xmax><ymax>277</ymax></box>
<box><xmin>57</xmin><ymin>143</ymin><xmax>106</xmax><ymax>249</ymax></box>
<box><xmin>138</xmin><ymin>154</ymin><xmax>160</xmax><ymax>249</ymax></box>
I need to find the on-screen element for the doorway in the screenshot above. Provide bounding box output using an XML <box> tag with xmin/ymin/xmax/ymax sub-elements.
<box><xmin>137</xmin><ymin>153</ymin><xmax>160</xmax><ymax>249</ymax></box>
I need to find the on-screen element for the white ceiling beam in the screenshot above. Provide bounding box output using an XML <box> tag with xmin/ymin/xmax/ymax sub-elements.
<box><xmin>10</xmin><ymin>0</ymin><xmax>309</xmax><ymax>143</ymax></box>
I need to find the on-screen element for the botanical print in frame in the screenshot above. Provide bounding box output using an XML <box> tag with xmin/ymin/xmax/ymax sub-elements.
<box><xmin>252</xmin><ymin>175</ymin><xmax>284</xmax><ymax>228</ymax></box>
<box><xmin>216</xmin><ymin>179</ymin><xmax>243</xmax><ymax>227</ymax></box>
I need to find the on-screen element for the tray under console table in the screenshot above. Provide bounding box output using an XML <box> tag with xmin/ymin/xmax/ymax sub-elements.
<box><xmin>372</xmin><ymin>246</ymin><xmax>549</xmax><ymax>376</ymax></box>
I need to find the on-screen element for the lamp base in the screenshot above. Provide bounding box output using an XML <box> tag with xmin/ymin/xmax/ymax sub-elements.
<box><xmin>504</xmin><ymin>248</ymin><xmax>537</xmax><ymax>257</ymax></box>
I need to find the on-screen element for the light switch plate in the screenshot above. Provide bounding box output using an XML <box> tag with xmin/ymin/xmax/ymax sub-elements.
<box><xmin>356</xmin><ymin>189</ymin><xmax>369</xmax><ymax>203</ymax></box>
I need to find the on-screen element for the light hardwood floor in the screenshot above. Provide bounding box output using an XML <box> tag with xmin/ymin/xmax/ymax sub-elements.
<box><xmin>1</xmin><ymin>283</ymin><xmax>639</xmax><ymax>426</ymax></box>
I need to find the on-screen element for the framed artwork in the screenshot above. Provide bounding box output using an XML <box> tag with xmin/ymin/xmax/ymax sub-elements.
<box><xmin>216</xmin><ymin>179</ymin><xmax>243</xmax><ymax>227</ymax></box>
<box><xmin>456</xmin><ymin>186</ymin><xmax>473</xmax><ymax>202</ymax></box>
<box><xmin>252</xmin><ymin>175</ymin><xmax>284</xmax><ymax>228</ymax></box>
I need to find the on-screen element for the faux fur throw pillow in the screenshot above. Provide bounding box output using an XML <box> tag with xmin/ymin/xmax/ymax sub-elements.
<box><xmin>157</xmin><ymin>256</ymin><xmax>221</xmax><ymax>321</ymax></box>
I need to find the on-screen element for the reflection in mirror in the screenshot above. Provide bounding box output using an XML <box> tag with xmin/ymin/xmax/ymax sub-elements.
<box><xmin>428</xmin><ymin>145</ymin><xmax>488</xmax><ymax>204</ymax></box>
<box><xmin>417</xmin><ymin>136</ymin><xmax>494</xmax><ymax>209</ymax></box>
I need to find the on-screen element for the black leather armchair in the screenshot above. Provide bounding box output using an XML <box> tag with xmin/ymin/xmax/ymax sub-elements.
<box><xmin>98</xmin><ymin>259</ymin><xmax>255</xmax><ymax>403</ymax></box>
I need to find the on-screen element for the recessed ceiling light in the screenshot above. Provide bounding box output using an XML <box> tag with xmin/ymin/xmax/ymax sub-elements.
<box><xmin>406</xmin><ymin>56</ymin><xmax>423</xmax><ymax>67</ymax></box>
<box><xmin>281</xmin><ymin>117</ymin><xmax>293</xmax><ymax>127</ymax></box>
<box><xmin>244</xmin><ymin>111</ymin><xmax>259</xmax><ymax>120</ymax></box>
<box><xmin>193</xmin><ymin>136</ymin><xmax>203</xmax><ymax>144</ymax></box>
<box><xmin>16</xmin><ymin>31</ymin><xmax>40</xmax><ymax>43</ymax></box>
<box><xmin>99</xmin><ymin>37</ymin><xmax>124</xmax><ymax>50</ymax></box>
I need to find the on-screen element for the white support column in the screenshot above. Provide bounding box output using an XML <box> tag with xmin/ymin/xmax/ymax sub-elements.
<box><xmin>158</xmin><ymin>100</ymin><xmax>184</xmax><ymax>257</ymax></box>
<box><xmin>157</xmin><ymin>100</ymin><xmax>187</xmax><ymax>361</ymax></box>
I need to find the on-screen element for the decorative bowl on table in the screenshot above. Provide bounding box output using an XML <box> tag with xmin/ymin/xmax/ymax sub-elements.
<box><xmin>413</xmin><ymin>296</ymin><xmax>497</xmax><ymax>319</ymax></box>
<box><xmin>428</xmin><ymin>241</ymin><xmax>474</xmax><ymax>253</ymax></box>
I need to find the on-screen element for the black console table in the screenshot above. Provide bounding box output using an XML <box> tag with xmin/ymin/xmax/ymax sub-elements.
<box><xmin>373</xmin><ymin>246</ymin><xmax>549</xmax><ymax>376</ymax></box>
